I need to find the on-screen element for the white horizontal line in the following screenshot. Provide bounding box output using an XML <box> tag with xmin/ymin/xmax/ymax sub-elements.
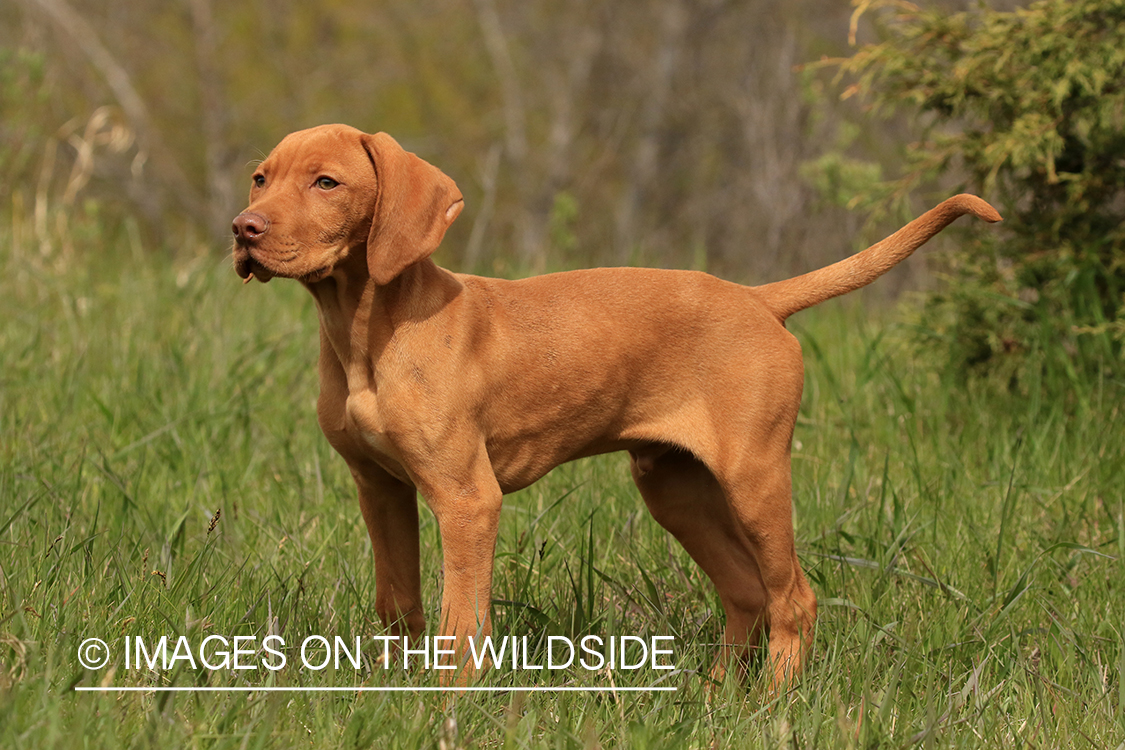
<box><xmin>75</xmin><ymin>685</ymin><xmax>676</xmax><ymax>693</ymax></box>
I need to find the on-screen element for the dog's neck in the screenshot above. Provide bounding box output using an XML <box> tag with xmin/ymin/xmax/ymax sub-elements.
<box><xmin>304</xmin><ymin>256</ymin><xmax>462</xmax><ymax>378</ymax></box>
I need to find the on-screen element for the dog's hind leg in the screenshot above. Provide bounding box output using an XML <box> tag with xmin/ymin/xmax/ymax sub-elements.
<box><xmin>629</xmin><ymin>447</ymin><xmax>771</xmax><ymax>684</ymax></box>
<box><xmin>716</xmin><ymin>450</ymin><xmax>817</xmax><ymax>694</ymax></box>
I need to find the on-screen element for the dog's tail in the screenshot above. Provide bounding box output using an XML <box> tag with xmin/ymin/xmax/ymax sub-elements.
<box><xmin>752</xmin><ymin>194</ymin><xmax>1001</xmax><ymax>322</ymax></box>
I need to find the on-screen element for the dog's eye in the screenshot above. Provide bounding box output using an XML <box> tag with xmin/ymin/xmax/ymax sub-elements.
<box><xmin>252</xmin><ymin>174</ymin><xmax>266</xmax><ymax>188</ymax></box>
<box><xmin>316</xmin><ymin>177</ymin><xmax>339</xmax><ymax>190</ymax></box>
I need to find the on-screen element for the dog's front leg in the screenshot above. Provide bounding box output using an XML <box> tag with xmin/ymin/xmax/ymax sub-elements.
<box><xmin>418</xmin><ymin>459</ymin><xmax>503</xmax><ymax>685</ymax></box>
<box><xmin>349</xmin><ymin>462</ymin><xmax>425</xmax><ymax>644</ymax></box>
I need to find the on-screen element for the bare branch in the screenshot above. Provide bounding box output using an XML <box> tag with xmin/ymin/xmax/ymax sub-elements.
<box><xmin>20</xmin><ymin>0</ymin><xmax>203</xmax><ymax>223</ymax></box>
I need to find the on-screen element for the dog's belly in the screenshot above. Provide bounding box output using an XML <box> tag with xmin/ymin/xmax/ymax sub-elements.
<box><xmin>481</xmin><ymin>392</ymin><xmax>688</xmax><ymax>493</ymax></box>
<box><xmin>487</xmin><ymin>433</ymin><xmax>643</xmax><ymax>494</ymax></box>
<box><xmin>349</xmin><ymin>394</ymin><xmax>642</xmax><ymax>493</ymax></box>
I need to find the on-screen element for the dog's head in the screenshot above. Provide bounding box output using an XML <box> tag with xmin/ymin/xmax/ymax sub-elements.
<box><xmin>232</xmin><ymin>124</ymin><xmax>463</xmax><ymax>285</ymax></box>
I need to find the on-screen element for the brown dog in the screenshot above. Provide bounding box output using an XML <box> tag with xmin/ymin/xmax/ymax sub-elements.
<box><xmin>231</xmin><ymin>124</ymin><xmax>1000</xmax><ymax>689</ymax></box>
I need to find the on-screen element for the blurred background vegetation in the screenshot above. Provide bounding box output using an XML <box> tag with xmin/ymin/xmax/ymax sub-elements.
<box><xmin>0</xmin><ymin>0</ymin><xmax>925</xmax><ymax>279</ymax></box>
<box><xmin>0</xmin><ymin>0</ymin><xmax>869</xmax><ymax>279</ymax></box>
<box><xmin>1</xmin><ymin>0</ymin><xmax>1121</xmax><ymax>384</ymax></box>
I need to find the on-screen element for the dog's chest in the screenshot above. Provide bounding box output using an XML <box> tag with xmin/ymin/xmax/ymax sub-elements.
<box><xmin>341</xmin><ymin>393</ymin><xmax>408</xmax><ymax>478</ymax></box>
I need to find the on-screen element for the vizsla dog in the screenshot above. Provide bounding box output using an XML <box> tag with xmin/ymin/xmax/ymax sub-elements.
<box><xmin>232</xmin><ymin>124</ymin><xmax>1000</xmax><ymax>689</ymax></box>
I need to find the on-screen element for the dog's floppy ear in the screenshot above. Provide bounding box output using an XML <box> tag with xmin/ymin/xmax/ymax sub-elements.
<box><xmin>362</xmin><ymin>132</ymin><xmax>463</xmax><ymax>285</ymax></box>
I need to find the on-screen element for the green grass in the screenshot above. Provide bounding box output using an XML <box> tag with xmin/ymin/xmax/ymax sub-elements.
<box><xmin>1</xmin><ymin>223</ymin><xmax>1123</xmax><ymax>749</ymax></box>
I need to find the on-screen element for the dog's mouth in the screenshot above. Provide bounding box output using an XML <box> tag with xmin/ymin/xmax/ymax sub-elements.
<box><xmin>233</xmin><ymin>250</ymin><xmax>274</xmax><ymax>284</ymax></box>
<box><xmin>233</xmin><ymin>243</ymin><xmax>341</xmax><ymax>285</ymax></box>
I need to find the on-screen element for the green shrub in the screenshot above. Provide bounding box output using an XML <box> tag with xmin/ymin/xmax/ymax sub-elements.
<box><xmin>823</xmin><ymin>0</ymin><xmax>1125</xmax><ymax>387</ymax></box>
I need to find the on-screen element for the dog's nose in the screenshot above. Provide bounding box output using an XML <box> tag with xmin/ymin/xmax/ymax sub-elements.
<box><xmin>232</xmin><ymin>212</ymin><xmax>268</xmax><ymax>243</ymax></box>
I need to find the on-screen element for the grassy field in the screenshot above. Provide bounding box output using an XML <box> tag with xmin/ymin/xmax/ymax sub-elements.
<box><xmin>1</xmin><ymin>223</ymin><xmax>1123</xmax><ymax>749</ymax></box>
